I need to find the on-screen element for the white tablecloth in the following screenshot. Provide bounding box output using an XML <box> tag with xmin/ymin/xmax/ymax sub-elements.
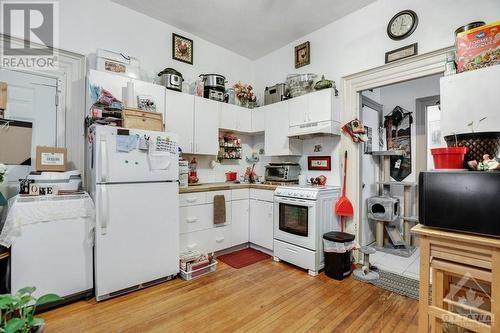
<box><xmin>0</xmin><ymin>193</ymin><xmax>95</xmax><ymax>247</ymax></box>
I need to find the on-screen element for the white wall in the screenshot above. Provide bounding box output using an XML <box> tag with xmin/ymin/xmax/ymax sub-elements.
<box><xmin>378</xmin><ymin>74</ymin><xmax>441</xmax><ymax>182</ymax></box>
<box><xmin>57</xmin><ymin>0</ymin><xmax>253</xmax><ymax>87</ymax></box>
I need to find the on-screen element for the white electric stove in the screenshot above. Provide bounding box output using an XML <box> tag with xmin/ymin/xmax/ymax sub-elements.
<box><xmin>273</xmin><ymin>185</ymin><xmax>341</xmax><ymax>276</ymax></box>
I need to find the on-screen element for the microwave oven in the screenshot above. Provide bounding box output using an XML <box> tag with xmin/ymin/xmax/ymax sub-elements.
<box><xmin>265</xmin><ymin>163</ymin><xmax>301</xmax><ymax>182</ymax></box>
<box><xmin>419</xmin><ymin>171</ymin><xmax>500</xmax><ymax>237</ymax></box>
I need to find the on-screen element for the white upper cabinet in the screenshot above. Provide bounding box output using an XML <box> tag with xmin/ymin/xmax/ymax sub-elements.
<box><xmin>251</xmin><ymin>107</ymin><xmax>265</xmax><ymax>133</ymax></box>
<box><xmin>194</xmin><ymin>97</ymin><xmax>220</xmax><ymax>155</ymax></box>
<box><xmin>165</xmin><ymin>89</ymin><xmax>194</xmax><ymax>154</ymax></box>
<box><xmin>219</xmin><ymin>103</ymin><xmax>252</xmax><ymax>133</ymax></box>
<box><xmin>288</xmin><ymin>88</ymin><xmax>336</xmax><ymax>127</ymax></box>
<box><xmin>440</xmin><ymin>65</ymin><xmax>500</xmax><ymax>135</ymax></box>
<box><xmin>264</xmin><ymin>102</ymin><xmax>302</xmax><ymax>156</ymax></box>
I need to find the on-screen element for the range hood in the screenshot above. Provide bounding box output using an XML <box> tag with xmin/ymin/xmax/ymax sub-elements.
<box><xmin>288</xmin><ymin>120</ymin><xmax>341</xmax><ymax>139</ymax></box>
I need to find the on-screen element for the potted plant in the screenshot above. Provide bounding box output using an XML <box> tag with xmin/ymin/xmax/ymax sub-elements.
<box><xmin>0</xmin><ymin>287</ymin><xmax>62</xmax><ymax>333</ymax></box>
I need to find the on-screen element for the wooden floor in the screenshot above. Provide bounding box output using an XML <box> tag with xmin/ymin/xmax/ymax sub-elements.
<box><xmin>42</xmin><ymin>259</ymin><xmax>419</xmax><ymax>332</ymax></box>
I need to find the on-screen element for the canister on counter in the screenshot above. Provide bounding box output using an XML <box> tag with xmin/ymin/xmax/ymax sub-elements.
<box><xmin>179</xmin><ymin>160</ymin><xmax>188</xmax><ymax>188</ymax></box>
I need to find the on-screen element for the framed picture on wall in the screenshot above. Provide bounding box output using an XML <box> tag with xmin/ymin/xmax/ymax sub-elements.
<box><xmin>307</xmin><ymin>156</ymin><xmax>331</xmax><ymax>171</ymax></box>
<box><xmin>172</xmin><ymin>33</ymin><xmax>193</xmax><ymax>64</ymax></box>
<box><xmin>294</xmin><ymin>41</ymin><xmax>310</xmax><ymax>68</ymax></box>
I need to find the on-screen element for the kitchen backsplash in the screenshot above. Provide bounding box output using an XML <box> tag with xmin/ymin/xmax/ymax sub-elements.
<box><xmin>183</xmin><ymin>133</ymin><xmax>341</xmax><ymax>186</ymax></box>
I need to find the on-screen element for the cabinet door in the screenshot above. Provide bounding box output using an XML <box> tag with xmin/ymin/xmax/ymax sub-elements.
<box><xmin>249</xmin><ymin>199</ymin><xmax>273</xmax><ymax>250</ymax></box>
<box><xmin>231</xmin><ymin>199</ymin><xmax>249</xmax><ymax>246</ymax></box>
<box><xmin>133</xmin><ymin>80</ymin><xmax>166</xmax><ymax>116</ymax></box>
<box><xmin>236</xmin><ymin>107</ymin><xmax>252</xmax><ymax>132</ymax></box>
<box><xmin>194</xmin><ymin>97</ymin><xmax>220</xmax><ymax>155</ymax></box>
<box><xmin>219</xmin><ymin>103</ymin><xmax>237</xmax><ymax>130</ymax></box>
<box><xmin>251</xmin><ymin>107</ymin><xmax>265</xmax><ymax>132</ymax></box>
<box><xmin>288</xmin><ymin>93</ymin><xmax>309</xmax><ymax>126</ymax></box>
<box><xmin>308</xmin><ymin>89</ymin><xmax>334</xmax><ymax>123</ymax></box>
<box><xmin>165</xmin><ymin>90</ymin><xmax>194</xmax><ymax>153</ymax></box>
<box><xmin>264</xmin><ymin>102</ymin><xmax>301</xmax><ymax>156</ymax></box>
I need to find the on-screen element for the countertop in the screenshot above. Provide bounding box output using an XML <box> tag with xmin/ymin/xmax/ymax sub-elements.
<box><xmin>179</xmin><ymin>182</ymin><xmax>278</xmax><ymax>193</ymax></box>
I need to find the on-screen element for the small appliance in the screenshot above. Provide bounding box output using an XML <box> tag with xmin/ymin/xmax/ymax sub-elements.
<box><xmin>199</xmin><ymin>74</ymin><xmax>226</xmax><ymax>101</ymax></box>
<box><xmin>264</xmin><ymin>83</ymin><xmax>287</xmax><ymax>105</ymax></box>
<box><xmin>264</xmin><ymin>163</ymin><xmax>301</xmax><ymax>182</ymax></box>
<box><xmin>273</xmin><ymin>185</ymin><xmax>341</xmax><ymax>276</ymax></box>
<box><xmin>158</xmin><ymin>68</ymin><xmax>183</xmax><ymax>91</ymax></box>
<box><xmin>27</xmin><ymin>170</ymin><xmax>82</xmax><ymax>193</ymax></box>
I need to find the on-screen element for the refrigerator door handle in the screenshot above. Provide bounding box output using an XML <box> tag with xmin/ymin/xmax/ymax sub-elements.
<box><xmin>100</xmin><ymin>185</ymin><xmax>109</xmax><ymax>235</ymax></box>
<box><xmin>100</xmin><ymin>137</ymin><xmax>108</xmax><ymax>183</ymax></box>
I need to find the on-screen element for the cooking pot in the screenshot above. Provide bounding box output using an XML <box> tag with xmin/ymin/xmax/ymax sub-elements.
<box><xmin>199</xmin><ymin>74</ymin><xmax>226</xmax><ymax>91</ymax></box>
<box><xmin>158</xmin><ymin>68</ymin><xmax>183</xmax><ymax>91</ymax></box>
<box><xmin>225</xmin><ymin>171</ymin><xmax>237</xmax><ymax>182</ymax></box>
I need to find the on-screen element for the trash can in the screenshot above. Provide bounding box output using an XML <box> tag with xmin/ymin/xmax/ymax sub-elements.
<box><xmin>323</xmin><ymin>231</ymin><xmax>355</xmax><ymax>280</ymax></box>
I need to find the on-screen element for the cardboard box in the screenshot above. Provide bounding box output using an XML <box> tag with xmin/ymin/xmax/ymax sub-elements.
<box><xmin>0</xmin><ymin>119</ymin><xmax>32</xmax><ymax>165</ymax></box>
<box><xmin>36</xmin><ymin>146</ymin><xmax>67</xmax><ymax>172</ymax></box>
<box><xmin>456</xmin><ymin>21</ymin><xmax>500</xmax><ymax>73</ymax></box>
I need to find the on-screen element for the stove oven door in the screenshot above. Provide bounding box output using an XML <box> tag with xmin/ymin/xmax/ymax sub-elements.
<box><xmin>273</xmin><ymin>196</ymin><xmax>317</xmax><ymax>250</ymax></box>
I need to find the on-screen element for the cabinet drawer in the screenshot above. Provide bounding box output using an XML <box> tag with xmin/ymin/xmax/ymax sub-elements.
<box><xmin>232</xmin><ymin>189</ymin><xmax>249</xmax><ymax>200</ymax></box>
<box><xmin>180</xmin><ymin>229</ymin><xmax>211</xmax><ymax>252</ymax></box>
<box><xmin>206</xmin><ymin>190</ymin><xmax>232</xmax><ymax>203</ymax></box>
<box><xmin>274</xmin><ymin>239</ymin><xmax>315</xmax><ymax>271</ymax></box>
<box><xmin>123</xmin><ymin>108</ymin><xmax>163</xmax><ymax>120</ymax></box>
<box><xmin>123</xmin><ymin>115</ymin><xmax>163</xmax><ymax>131</ymax></box>
<box><xmin>211</xmin><ymin>225</ymin><xmax>233</xmax><ymax>252</ymax></box>
<box><xmin>180</xmin><ymin>192</ymin><xmax>207</xmax><ymax>206</ymax></box>
<box><xmin>250</xmin><ymin>189</ymin><xmax>274</xmax><ymax>202</ymax></box>
<box><xmin>180</xmin><ymin>205</ymin><xmax>213</xmax><ymax>234</ymax></box>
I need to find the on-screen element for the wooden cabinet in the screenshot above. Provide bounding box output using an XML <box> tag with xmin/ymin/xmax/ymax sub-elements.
<box><xmin>194</xmin><ymin>97</ymin><xmax>220</xmax><ymax>155</ymax></box>
<box><xmin>249</xmin><ymin>198</ymin><xmax>274</xmax><ymax>250</ymax></box>
<box><xmin>288</xmin><ymin>89</ymin><xmax>336</xmax><ymax>127</ymax></box>
<box><xmin>122</xmin><ymin>108</ymin><xmax>163</xmax><ymax>131</ymax></box>
<box><xmin>264</xmin><ymin>102</ymin><xmax>302</xmax><ymax>156</ymax></box>
<box><xmin>219</xmin><ymin>103</ymin><xmax>252</xmax><ymax>132</ymax></box>
<box><xmin>165</xmin><ymin>90</ymin><xmax>194</xmax><ymax>153</ymax></box>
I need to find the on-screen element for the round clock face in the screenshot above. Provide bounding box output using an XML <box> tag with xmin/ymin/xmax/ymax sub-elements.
<box><xmin>388</xmin><ymin>10</ymin><xmax>418</xmax><ymax>40</ymax></box>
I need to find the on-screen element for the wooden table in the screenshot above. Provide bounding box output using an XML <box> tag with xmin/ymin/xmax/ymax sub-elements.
<box><xmin>412</xmin><ymin>224</ymin><xmax>500</xmax><ymax>333</ymax></box>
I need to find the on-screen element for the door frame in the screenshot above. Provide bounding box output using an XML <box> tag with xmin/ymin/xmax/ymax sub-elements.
<box><xmin>340</xmin><ymin>46</ymin><xmax>452</xmax><ymax>245</ymax></box>
<box><xmin>415</xmin><ymin>95</ymin><xmax>440</xmax><ymax>176</ymax></box>
<box><xmin>0</xmin><ymin>34</ymin><xmax>86</xmax><ymax>172</ymax></box>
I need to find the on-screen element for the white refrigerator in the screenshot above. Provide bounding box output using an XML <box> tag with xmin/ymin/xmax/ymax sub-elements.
<box><xmin>87</xmin><ymin>125</ymin><xmax>179</xmax><ymax>301</ymax></box>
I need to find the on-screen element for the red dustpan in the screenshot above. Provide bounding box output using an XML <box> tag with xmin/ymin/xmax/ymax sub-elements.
<box><xmin>335</xmin><ymin>151</ymin><xmax>354</xmax><ymax>230</ymax></box>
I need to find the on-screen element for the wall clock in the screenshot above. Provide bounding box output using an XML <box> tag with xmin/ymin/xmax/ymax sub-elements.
<box><xmin>387</xmin><ymin>10</ymin><xmax>418</xmax><ymax>40</ymax></box>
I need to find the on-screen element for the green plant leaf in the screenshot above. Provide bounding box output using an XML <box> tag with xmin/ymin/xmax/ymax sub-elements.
<box><xmin>0</xmin><ymin>296</ymin><xmax>16</xmax><ymax>309</ymax></box>
<box><xmin>5</xmin><ymin>318</ymin><xmax>25</xmax><ymax>333</ymax></box>
<box><xmin>16</xmin><ymin>287</ymin><xmax>35</xmax><ymax>297</ymax></box>
<box><xmin>35</xmin><ymin>294</ymin><xmax>62</xmax><ymax>307</ymax></box>
<box><xmin>30</xmin><ymin>317</ymin><xmax>44</xmax><ymax>327</ymax></box>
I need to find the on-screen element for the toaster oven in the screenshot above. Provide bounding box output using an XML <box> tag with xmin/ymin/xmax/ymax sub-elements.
<box><xmin>265</xmin><ymin>163</ymin><xmax>301</xmax><ymax>182</ymax></box>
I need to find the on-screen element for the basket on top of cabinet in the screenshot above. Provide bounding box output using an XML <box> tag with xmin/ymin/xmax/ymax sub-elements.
<box><xmin>122</xmin><ymin>108</ymin><xmax>164</xmax><ymax>132</ymax></box>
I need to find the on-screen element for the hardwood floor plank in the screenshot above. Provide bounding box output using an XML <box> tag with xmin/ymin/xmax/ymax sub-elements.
<box><xmin>41</xmin><ymin>260</ymin><xmax>419</xmax><ymax>332</ymax></box>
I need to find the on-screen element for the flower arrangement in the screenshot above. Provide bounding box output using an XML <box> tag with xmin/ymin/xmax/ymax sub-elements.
<box><xmin>0</xmin><ymin>164</ymin><xmax>6</xmax><ymax>184</ymax></box>
<box><xmin>233</xmin><ymin>82</ymin><xmax>256</xmax><ymax>106</ymax></box>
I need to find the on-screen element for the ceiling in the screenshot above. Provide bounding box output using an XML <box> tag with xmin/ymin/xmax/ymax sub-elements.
<box><xmin>112</xmin><ymin>0</ymin><xmax>376</xmax><ymax>60</ymax></box>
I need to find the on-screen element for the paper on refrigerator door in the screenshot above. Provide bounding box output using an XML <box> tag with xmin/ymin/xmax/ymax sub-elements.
<box><xmin>116</xmin><ymin>134</ymin><xmax>138</xmax><ymax>152</ymax></box>
<box><xmin>147</xmin><ymin>136</ymin><xmax>178</xmax><ymax>170</ymax></box>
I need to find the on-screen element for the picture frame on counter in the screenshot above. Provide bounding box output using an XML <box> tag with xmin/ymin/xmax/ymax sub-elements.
<box><xmin>307</xmin><ymin>156</ymin><xmax>331</xmax><ymax>171</ymax></box>
<box><xmin>385</xmin><ymin>43</ymin><xmax>418</xmax><ymax>63</ymax></box>
<box><xmin>294</xmin><ymin>41</ymin><xmax>310</xmax><ymax>68</ymax></box>
<box><xmin>172</xmin><ymin>33</ymin><xmax>193</xmax><ymax>65</ymax></box>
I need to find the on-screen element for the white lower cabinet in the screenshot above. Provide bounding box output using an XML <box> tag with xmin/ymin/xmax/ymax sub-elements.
<box><xmin>231</xmin><ymin>199</ymin><xmax>249</xmax><ymax>246</ymax></box>
<box><xmin>249</xmin><ymin>199</ymin><xmax>274</xmax><ymax>250</ymax></box>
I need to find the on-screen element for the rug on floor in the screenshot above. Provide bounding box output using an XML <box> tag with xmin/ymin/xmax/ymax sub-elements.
<box><xmin>217</xmin><ymin>248</ymin><xmax>270</xmax><ymax>269</ymax></box>
<box><xmin>353</xmin><ymin>269</ymin><xmax>420</xmax><ymax>300</ymax></box>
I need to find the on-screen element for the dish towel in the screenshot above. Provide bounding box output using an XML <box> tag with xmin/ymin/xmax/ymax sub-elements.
<box><xmin>213</xmin><ymin>195</ymin><xmax>226</xmax><ymax>225</ymax></box>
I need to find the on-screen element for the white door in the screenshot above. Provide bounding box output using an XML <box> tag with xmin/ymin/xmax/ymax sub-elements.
<box><xmin>194</xmin><ymin>96</ymin><xmax>219</xmax><ymax>155</ymax></box>
<box><xmin>0</xmin><ymin>69</ymin><xmax>57</xmax><ymax>183</ymax></box>
<box><xmin>265</xmin><ymin>102</ymin><xmax>301</xmax><ymax>156</ymax></box>
<box><xmin>249</xmin><ymin>199</ymin><xmax>273</xmax><ymax>250</ymax></box>
<box><xmin>94</xmin><ymin>182</ymin><xmax>179</xmax><ymax>299</ymax></box>
<box><xmin>165</xmin><ymin>89</ymin><xmax>194</xmax><ymax>154</ymax></box>
<box><xmin>288</xmin><ymin>93</ymin><xmax>308</xmax><ymax>126</ymax></box>
<box><xmin>219</xmin><ymin>103</ymin><xmax>237</xmax><ymax>130</ymax></box>
<box><xmin>251</xmin><ymin>107</ymin><xmax>265</xmax><ymax>132</ymax></box>
<box><xmin>361</xmin><ymin>105</ymin><xmax>380</xmax><ymax>246</ymax></box>
<box><xmin>231</xmin><ymin>199</ymin><xmax>249</xmax><ymax>246</ymax></box>
<box><xmin>308</xmin><ymin>89</ymin><xmax>334</xmax><ymax>123</ymax></box>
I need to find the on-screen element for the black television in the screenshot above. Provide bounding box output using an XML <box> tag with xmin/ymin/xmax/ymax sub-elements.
<box><xmin>419</xmin><ymin>171</ymin><xmax>500</xmax><ymax>237</ymax></box>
